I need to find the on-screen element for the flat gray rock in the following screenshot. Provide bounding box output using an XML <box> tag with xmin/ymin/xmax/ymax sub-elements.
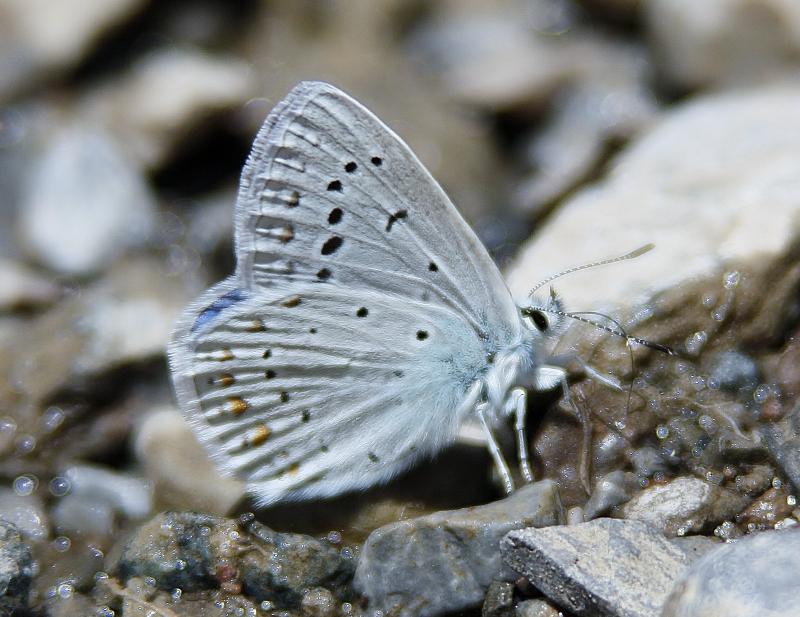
<box><xmin>502</xmin><ymin>518</ymin><xmax>690</xmax><ymax>617</ymax></box>
<box><xmin>354</xmin><ymin>480</ymin><xmax>564</xmax><ymax>617</ymax></box>
<box><xmin>620</xmin><ymin>477</ymin><xmax>749</xmax><ymax>536</ymax></box>
<box><xmin>662</xmin><ymin>528</ymin><xmax>800</xmax><ymax>617</ymax></box>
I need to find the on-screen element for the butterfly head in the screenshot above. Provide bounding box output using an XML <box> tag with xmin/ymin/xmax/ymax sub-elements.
<box><xmin>519</xmin><ymin>286</ymin><xmax>569</xmax><ymax>338</ymax></box>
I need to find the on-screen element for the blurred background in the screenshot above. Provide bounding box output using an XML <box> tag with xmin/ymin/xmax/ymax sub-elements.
<box><xmin>2</xmin><ymin>0</ymin><xmax>800</xmax><ymax>613</ymax></box>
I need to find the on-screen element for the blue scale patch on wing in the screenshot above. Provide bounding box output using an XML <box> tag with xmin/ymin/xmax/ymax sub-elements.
<box><xmin>192</xmin><ymin>288</ymin><xmax>249</xmax><ymax>333</ymax></box>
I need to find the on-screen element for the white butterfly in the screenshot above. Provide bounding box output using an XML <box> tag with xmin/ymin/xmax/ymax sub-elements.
<box><xmin>168</xmin><ymin>81</ymin><xmax>586</xmax><ymax>507</ymax></box>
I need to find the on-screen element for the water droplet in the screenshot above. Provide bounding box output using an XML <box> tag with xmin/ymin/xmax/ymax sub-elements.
<box><xmin>773</xmin><ymin>477</ymin><xmax>783</xmax><ymax>489</ymax></box>
<box><xmin>787</xmin><ymin>495</ymin><xmax>797</xmax><ymax>506</ymax></box>
<box><xmin>15</xmin><ymin>434</ymin><xmax>36</xmax><ymax>454</ymax></box>
<box><xmin>13</xmin><ymin>475</ymin><xmax>37</xmax><ymax>496</ymax></box>
<box><xmin>327</xmin><ymin>530</ymin><xmax>342</xmax><ymax>544</ymax></box>
<box><xmin>753</xmin><ymin>384</ymin><xmax>770</xmax><ymax>403</ymax></box>
<box><xmin>0</xmin><ymin>416</ymin><xmax>17</xmax><ymax>434</ymax></box>
<box><xmin>698</xmin><ymin>415</ymin><xmax>718</xmax><ymax>435</ymax></box>
<box><xmin>702</xmin><ymin>292</ymin><xmax>716</xmax><ymax>307</ymax></box>
<box><xmin>171</xmin><ymin>588</ymin><xmax>183</xmax><ymax>601</ymax></box>
<box><xmin>723</xmin><ymin>271</ymin><xmax>740</xmax><ymax>289</ymax></box>
<box><xmin>656</xmin><ymin>425</ymin><xmax>669</xmax><ymax>439</ymax></box>
<box><xmin>49</xmin><ymin>476</ymin><xmax>71</xmax><ymax>497</ymax></box>
<box><xmin>57</xmin><ymin>582</ymin><xmax>74</xmax><ymax>599</ymax></box>
<box><xmin>53</xmin><ymin>536</ymin><xmax>71</xmax><ymax>552</ymax></box>
<box><xmin>685</xmin><ymin>331</ymin><xmax>708</xmax><ymax>355</ymax></box>
<box><xmin>42</xmin><ymin>406</ymin><xmax>65</xmax><ymax>432</ymax></box>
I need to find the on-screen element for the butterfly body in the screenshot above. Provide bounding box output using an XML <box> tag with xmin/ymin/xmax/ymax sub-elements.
<box><xmin>169</xmin><ymin>82</ymin><xmax>565</xmax><ymax>506</ymax></box>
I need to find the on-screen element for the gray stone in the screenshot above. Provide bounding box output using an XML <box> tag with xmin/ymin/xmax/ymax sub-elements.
<box><xmin>0</xmin><ymin>257</ymin><xmax>196</xmax><ymax>468</ymax></box>
<box><xmin>354</xmin><ymin>480</ymin><xmax>565</xmax><ymax>617</ymax></box>
<box><xmin>516</xmin><ymin>599</ymin><xmax>562</xmax><ymax>617</ymax></box>
<box><xmin>0</xmin><ymin>259</ymin><xmax>59</xmax><ymax>311</ymax></box>
<box><xmin>763</xmin><ymin>428</ymin><xmax>800</xmax><ymax>495</ymax></box>
<box><xmin>83</xmin><ymin>49</ymin><xmax>255</xmax><ymax>170</ymax></box>
<box><xmin>734</xmin><ymin>464</ymin><xmax>775</xmax><ymax>497</ymax></box>
<box><xmin>669</xmin><ymin>536</ymin><xmax>723</xmax><ymax>563</ymax></box>
<box><xmin>620</xmin><ymin>477</ymin><xmax>749</xmax><ymax>536</ymax></box>
<box><xmin>502</xmin><ymin>518</ymin><xmax>691</xmax><ymax>617</ymax></box>
<box><xmin>707</xmin><ymin>350</ymin><xmax>760</xmax><ymax>393</ymax></box>
<box><xmin>238</xmin><ymin>518</ymin><xmax>354</xmax><ymax>606</ymax></box>
<box><xmin>115</xmin><ymin>512</ymin><xmax>352</xmax><ymax>607</ymax></box>
<box><xmin>0</xmin><ymin>520</ymin><xmax>34</xmax><ymax>616</ymax></box>
<box><xmin>584</xmin><ymin>471</ymin><xmax>638</xmax><ymax>519</ymax></box>
<box><xmin>134</xmin><ymin>408</ymin><xmax>244</xmax><ymax>515</ymax></box>
<box><xmin>115</xmin><ymin>512</ymin><xmax>229</xmax><ymax>591</ymax></box>
<box><xmin>662</xmin><ymin>529</ymin><xmax>800</xmax><ymax>617</ymax></box>
<box><xmin>0</xmin><ymin>489</ymin><xmax>48</xmax><ymax>543</ymax></box>
<box><xmin>646</xmin><ymin>0</ymin><xmax>800</xmax><ymax>91</ymax></box>
<box><xmin>629</xmin><ymin>447</ymin><xmax>669</xmax><ymax>477</ymax></box>
<box><xmin>19</xmin><ymin>125</ymin><xmax>157</xmax><ymax>275</ymax></box>
<box><xmin>300</xmin><ymin>587</ymin><xmax>337</xmax><ymax>617</ymax></box>
<box><xmin>0</xmin><ymin>0</ymin><xmax>146</xmax><ymax>98</ymax></box>
<box><xmin>483</xmin><ymin>581</ymin><xmax>515</xmax><ymax>617</ymax></box>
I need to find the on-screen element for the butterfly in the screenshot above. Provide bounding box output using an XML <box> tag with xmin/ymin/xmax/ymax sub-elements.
<box><xmin>169</xmin><ymin>81</ymin><xmax>606</xmax><ymax>507</ymax></box>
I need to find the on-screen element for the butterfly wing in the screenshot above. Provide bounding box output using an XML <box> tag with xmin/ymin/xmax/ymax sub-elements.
<box><xmin>169</xmin><ymin>82</ymin><xmax>523</xmax><ymax>505</ymax></box>
<box><xmin>170</xmin><ymin>278</ymin><xmax>494</xmax><ymax>505</ymax></box>
<box><xmin>234</xmin><ymin>81</ymin><xmax>519</xmax><ymax>337</ymax></box>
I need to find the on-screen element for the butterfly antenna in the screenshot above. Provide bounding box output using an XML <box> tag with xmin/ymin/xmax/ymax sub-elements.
<box><xmin>529</xmin><ymin>244</ymin><xmax>655</xmax><ymax>298</ymax></box>
<box><xmin>533</xmin><ymin>306</ymin><xmax>677</xmax><ymax>356</ymax></box>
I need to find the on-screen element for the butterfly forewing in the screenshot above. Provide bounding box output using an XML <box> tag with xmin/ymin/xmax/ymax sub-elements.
<box><xmin>169</xmin><ymin>81</ymin><xmax>523</xmax><ymax>505</ymax></box>
<box><xmin>234</xmin><ymin>81</ymin><xmax>519</xmax><ymax>337</ymax></box>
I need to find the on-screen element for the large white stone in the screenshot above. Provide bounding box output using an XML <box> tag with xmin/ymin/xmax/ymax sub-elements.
<box><xmin>507</xmin><ymin>83</ymin><xmax>800</xmax><ymax>319</ymax></box>
<box><xmin>19</xmin><ymin>126</ymin><xmax>157</xmax><ymax>275</ymax></box>
<box><xmin>646</xmin><ymin>0</ymin><xmax>800</xmax><ymax>90</ymax></box>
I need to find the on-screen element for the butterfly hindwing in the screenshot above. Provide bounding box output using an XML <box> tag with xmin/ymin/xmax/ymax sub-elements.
<box><xmin>170</xmin><ymin>278</ymin><xmax>504</xmax><ymax>505</ymax></box>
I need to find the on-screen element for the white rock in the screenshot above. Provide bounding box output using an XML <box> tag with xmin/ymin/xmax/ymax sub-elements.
<box><xmin>620</xmin><ymin>477</ymin><xmax>749</xmax><ymax>537</ymax></box>
<box><xmin>62</xmin><ymin>464</ymin><xmax>152</xmax><ymax>520</ymax></box>
<box><xmin>19</xmin><ymin>126</ymin><xmax>157</xmax><ymax>275</ymax></box>
<box><xmin>662</xmin><ymin>528</ymin><xmax>800</xmax><ymax>617</ymax></box>
<box><xmin>0</xmin><ymin>489</ymin><xmax>48</xmax><ymax>542</ymax></box>
<box><xmin>84</xmin><ymin>49</ymin><xmax>254</xmax><ymax>169</ymax></box>
<box><xmin>0</xmin><ymin>259</ymin><xmax>59</xmax><ymax>310</ymax></box>
<box><xmin>646</xmin><ymin>0</ymin><xmax>800</xmax><ymax>90</ymax></box>
<box><xmin>51</xmin><ymin>495</ymin><xmax>115</xmax><ymax>538</ymax></box>
<box><xmin>507</xmin><ymin>83</ymin><xmax>800</xmax><ymax>315</ymax></box>
<box><xmin>134</xmin><ymin>408</ymin><xmax>245</xmax><ymax>515</ymax></box>
<box><xmin>0</xmin><ymin>0</ymin><xmax>146</xmax><ymax>97</ymax></box>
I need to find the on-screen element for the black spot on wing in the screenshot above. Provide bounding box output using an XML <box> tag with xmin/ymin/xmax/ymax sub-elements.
<box><xmin>328</xmin><ymin>208</ymin><xmax>343</xmax><ymax>224</ymax></box>
<box><xmin>386</xmin><ymin>209</ymin><xmax>407</xmax><ymax>232</ymax></box>
<box><xmin>321</xmin><ymin>236</ymin><xmax>343</xmax><ymax>255</ymax></box>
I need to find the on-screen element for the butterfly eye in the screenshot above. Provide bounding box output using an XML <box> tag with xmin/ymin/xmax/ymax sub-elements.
<box><xmin>522</xmin><ymin>308</ymin><xmax>549</xmax><ymax>332</ymax></box>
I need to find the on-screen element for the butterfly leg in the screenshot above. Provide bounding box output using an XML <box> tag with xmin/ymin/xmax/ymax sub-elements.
<box><xmin>506</xmin><ymin>387</ymin><xmax>533</xmax><ymax>484</ymax></box>
<box><xmin>477</xmin><ymin>401</ymin><xmax>515</xmax><ymax>495</ymax></box>
<box><xmin>558</xmin><ymin>372</ymin><xmax>592</xmax><ymax>494</ymax></box>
